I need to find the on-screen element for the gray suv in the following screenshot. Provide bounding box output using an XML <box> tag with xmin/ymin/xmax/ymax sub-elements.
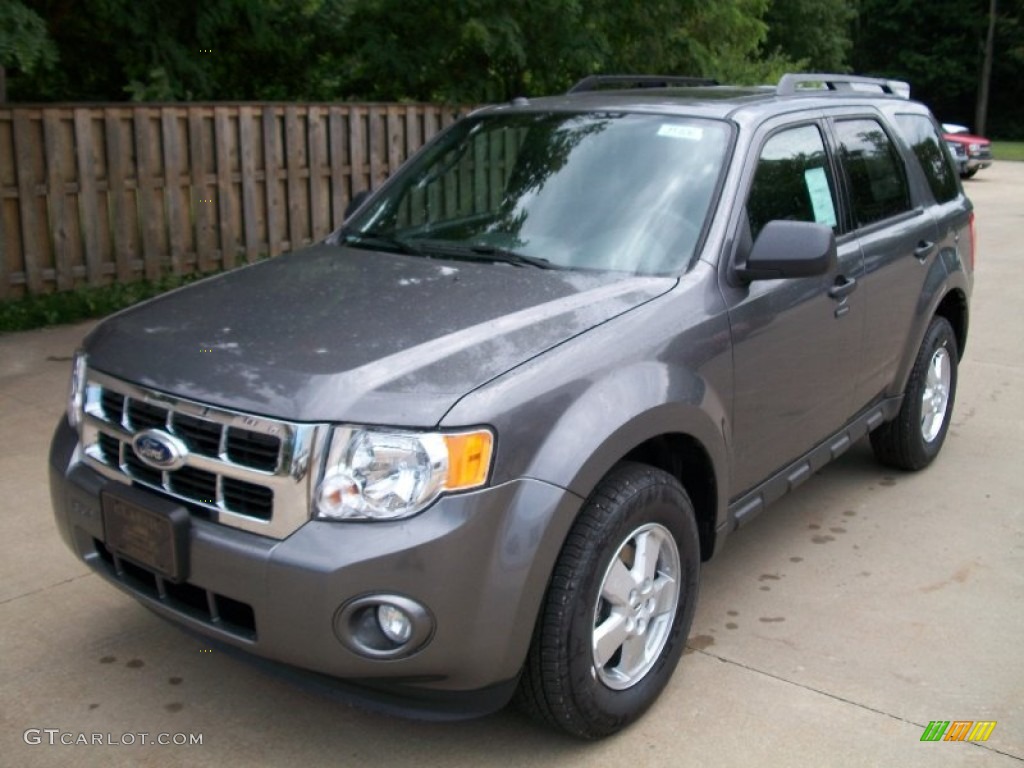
<box><xmin>49</xmin><ymin>73</ymin><xmax>973</xmax><ymax>738</ymax></box>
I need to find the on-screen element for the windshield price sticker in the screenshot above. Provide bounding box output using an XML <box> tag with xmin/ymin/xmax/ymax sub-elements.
<box><xmin>657</xmin><ymin>124</ymin><xmax>704</xmax><ymax>141</ymax></box>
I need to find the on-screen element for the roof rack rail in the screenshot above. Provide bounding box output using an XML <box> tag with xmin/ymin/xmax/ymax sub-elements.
<box><xmin>568</xmin><ymin>75</ymin><xmax>718</xmax><ymax>94</ymax></box>
<box><xmin>777</xmin><ymin>73</ymin><xmax>911</xmax><ymax>99</ymax></box>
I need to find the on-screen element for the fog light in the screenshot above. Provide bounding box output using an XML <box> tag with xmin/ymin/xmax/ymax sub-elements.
<box><xmin>334</xmin><ymin>594</ymin><xmax>434</xmax><ymax>659</ymax></box>
<box><xmin>377</xmin><ymin>604</ymin><xmax>413</xmax><ymax>644</ymax></box>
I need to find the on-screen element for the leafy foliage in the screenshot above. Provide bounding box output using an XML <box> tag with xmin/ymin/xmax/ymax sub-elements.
<box><xmin>0</xmin><ymin>1</ymin><xmax>57</xmax><ymax>75</ymax></box>
<box><xmin>852</xmin><ymin>0</ymin><xmax>1024</xmax><ymax>138</ymax></box>
<box><xmin>0</xmin><ymin>271</ymin><xmax>216</xmax><ymax>332</ymax></box>
<box><xmin>6</xmin><ymin>1</ymin><xmax>1022</xmax><ymax>133</ymax></box>
<box><xmin>764</xmin><ymin>0</ymin><xmax>857</xmax><ymax>71</ymax></box>
<box><xmin>12</xmin><ymin>0</ymin><xmax>355</xmax><ymax>101</ymax></box>
<box><xmin>10</xmin><ymin>0</ymin><xmax>800</xmax><ymax>103</ymax></box>
<box><xmin>336</xmin><ymin>0</ymin><xmax>813</xmax><ymax>100</ymax></box>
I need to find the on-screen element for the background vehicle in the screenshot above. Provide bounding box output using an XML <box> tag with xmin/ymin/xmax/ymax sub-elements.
<box><xmin>946</xmin><ymin>138</ymin><xmax>969</xmax><ymax>175</ymax></box>
<box><xmin>943</xmin><ymin>122</ymin><xmax>993</xmax><ymax>178</ymax></box>
<box><xmin>49</xmin><ymin>73</ymin><xmax>973</xmax><ymax>739</ymax></box>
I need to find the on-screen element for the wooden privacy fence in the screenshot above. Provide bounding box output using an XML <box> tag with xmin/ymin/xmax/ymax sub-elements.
<box><xmin>0</xmin><ymin>102</ymin><xmax>469</xmax><ymax>299</ymax></box>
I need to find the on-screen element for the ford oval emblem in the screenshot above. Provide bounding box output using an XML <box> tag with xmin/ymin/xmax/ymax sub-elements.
<box><xmin>131</xmin><ymin>429</ymin><xmax>189</xmax><ymax>471</ymax></box>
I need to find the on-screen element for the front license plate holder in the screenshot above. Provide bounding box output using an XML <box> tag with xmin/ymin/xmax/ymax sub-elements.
<box><xmin>101</xmin><ymin>487</ymin><xmax>190</xmax><ymax>583</ymax></box>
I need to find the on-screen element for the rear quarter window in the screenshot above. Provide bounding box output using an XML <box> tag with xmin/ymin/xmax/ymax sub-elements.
<box><xmin>895</xmin><ymin>114</ymin><xmax>959</xmax><ymax>204</ymax></box>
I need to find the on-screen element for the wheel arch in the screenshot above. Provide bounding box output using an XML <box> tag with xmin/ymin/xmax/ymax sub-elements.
<box><xmin>549</xmin><ymin>397</ymin><xmax>728</xmax><ymax>564</ymax></box>
<box><xmin>934</xmin><ymin>287</ymin><xmax>969</xmax><ymax>360</ymax></box>
<box><xmin>891</xmin><ymin>273</ymin><xmax>970</xmax><ymax>398</ymax></box>
<box><xmin>621</xmin><ymin>434</ymin><xmax>719</xmax><ymax>561</ymax></box>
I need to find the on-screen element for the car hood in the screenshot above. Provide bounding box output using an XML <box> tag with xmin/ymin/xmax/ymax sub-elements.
<box><xmin>944</xmin><ymin>132</ymin><xmax>989</xmax><ymax>145</ymax></box>
<box><xmin>84</xmin><ymin>244</ymin><xmax>674</xmax><ymax>425</ymax></box>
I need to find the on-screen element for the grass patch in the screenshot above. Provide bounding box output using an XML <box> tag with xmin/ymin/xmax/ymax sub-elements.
<box><xmin>991</xmin><ymin>141</ymin><xmax>1024</xmax><ymax>162</ymax></box>
<box><xmin>0</xmin><ymin>271</ymin><xmax>217</xmax><ymax>333</ymax></box>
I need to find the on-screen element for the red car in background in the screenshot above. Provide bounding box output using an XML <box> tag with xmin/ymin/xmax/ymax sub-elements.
<box><xmin>943</xmin><ymin>123</ymin><xmax>993</xmax><ymax>178</ymax></box>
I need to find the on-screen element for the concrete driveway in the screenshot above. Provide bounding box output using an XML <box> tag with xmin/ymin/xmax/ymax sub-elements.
<box><xmin>2</xmin><ymin>163</ymin><xmax>1022</xmax><ymax>768</ymax></box>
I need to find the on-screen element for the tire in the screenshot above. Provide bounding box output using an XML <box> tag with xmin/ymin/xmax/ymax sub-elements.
<box><xmin>514</xmin><ymin>462</ymin><xmax>700</xmax><ymax>739</ymax></box>
<box><xmin>870</xmin><ymin>316</ymin><xmax>958</xmax><ymax>470</ymax></box>
<box><xmin>962</xmin><ymin>168</ymin><xmax>978</xmax><ymax>179</ymax></box>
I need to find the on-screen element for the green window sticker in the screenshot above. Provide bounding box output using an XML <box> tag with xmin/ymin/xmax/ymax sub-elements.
<box><xmin>804</xmin><ymin>167</ymin><xmax>837</xmax><ymax>227</ymax></box>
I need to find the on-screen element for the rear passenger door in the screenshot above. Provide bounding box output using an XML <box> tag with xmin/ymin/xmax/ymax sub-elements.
<box><xmin>894</xmin><ymin>110</ymin><xmax>973</xmax><ymax>316</ymax></box>
<box><xmin>828</xmin><ymin>115</ymin><xmax>937</xmax><ymax>408</ymax></box>
<box><xmin>723</xmin><ymin>120</ymin><xmax>864</xmax><ymax>495</ymax></box>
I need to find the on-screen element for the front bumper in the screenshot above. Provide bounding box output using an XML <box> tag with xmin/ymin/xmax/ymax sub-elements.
<box><xmin>967</xmin><ymin>148</ymin><xmax>993</xmax><ymax>171</ymax></box>
<box><xmin>49</xmin><ymin>418</ymin><xmax>581</xmax><ymax>717</ymax></box>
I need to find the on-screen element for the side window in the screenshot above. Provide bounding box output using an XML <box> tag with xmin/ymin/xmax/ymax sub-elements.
<box><xmin>834</xmin><ymin>119</ymin><xmax>911</xmax><ymax>227</ymax></box>
<box><xmin>895</xmin><ymin>114</ymin><xmax>959</xmax><ymax>204</ymax></box>
<box><xmin>747</xmin><ymin>124</ymin><xmax>838</xmax><ymax>241</ymax></box>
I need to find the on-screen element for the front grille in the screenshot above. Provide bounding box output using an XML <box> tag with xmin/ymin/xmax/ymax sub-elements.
<box><xmin>79</xmin><ymin>370</ymin><xmax>322</xmax><ymax>539</ymax></box>
<box><xmin>168</xmin><ymin>466</ymin><xmax>219</xmax><ymax>506</ymax></box>
<box><xmin>101</xmin><ymin>389</ymin><xmax>125</xmax><ymax>422</ymax></box>
<box><xmin>98</xmin><ymin>432</ymin><xmax>120</xmax><ymax>463</ymax></box>
<box><xmin>172</xmin><ymin>413</ymin><xmax>221</xmax><ymax>457</ymax></box>
<box><xmin>94</xmin><ymin>540</ymin><xmax>257</xmax><ymax>639</ymax></box>
<box><xmin>128</xmin><ymin>399</ymin><xmax>167</xmax><ymax>430</ymax></box>
<box><xmin>124</xmin><ymin>450</ymin><xmax>163</xmax><ymax>486</ymax></box>
<box><xmin>226</xmin><ymin>428</ymin><xmax>280</xmax><ymax>471</ymax></box>
<box><xmin>222</xmin><ymin>478</ymin><xmax>274</xmax><ymax>518</ymax></box>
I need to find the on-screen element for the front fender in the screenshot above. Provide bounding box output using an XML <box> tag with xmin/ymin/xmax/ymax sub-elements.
<box><xmin>527</xmin><ymin>365</ymin><xmax>728</xmax><ymax>505</ymax></box>
<box><xmin>442</xmin><ymin>277</ymin><xmax>732</xmax><ymax>534</ymax></box>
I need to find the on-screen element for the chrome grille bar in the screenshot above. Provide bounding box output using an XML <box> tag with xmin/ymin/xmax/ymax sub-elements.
<box><xmin>79</xmin><ymin>369</ymin><xmax>325</xmax><ymax>539</ymax></box>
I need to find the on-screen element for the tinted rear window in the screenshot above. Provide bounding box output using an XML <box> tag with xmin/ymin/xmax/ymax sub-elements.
<box><xmin>896</xmin><ymin>114</ymin><xmax>959</xmax><ymax>204</ymax></box>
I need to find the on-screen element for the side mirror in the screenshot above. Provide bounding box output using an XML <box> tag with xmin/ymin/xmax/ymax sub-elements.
<box><xmin>344</xmin><ymin>190</ymin><xmax>371</xmax><ymax>220</ymax></box>
<box><xmin>735</xmin><ymin>220</ymin><xmax>837</xmax><ymax>282</ymax></box>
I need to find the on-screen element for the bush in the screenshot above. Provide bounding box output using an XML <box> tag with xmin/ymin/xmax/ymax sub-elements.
<box><xmin>0</xmin><ymin>272</ymin><xmax>212</xmax><ymax>333</ymax></box>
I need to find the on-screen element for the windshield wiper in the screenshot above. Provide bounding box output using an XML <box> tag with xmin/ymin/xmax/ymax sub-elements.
<box><xmin>415</xmin><ymin>243</ymin><xmax>555</xmax><ymax>270</ymax></box>
<box><xmin>341</xmin><ymin>233</ymin><xmax>558</xmax><ymax>270</ymax></box>
<box><xmin>340</xmin><ymin>230</ymin><xmax>423</xmax><ymax>256</ymax></box>
<box><xmin>468</xmin><ymin>245</ymin><xmax>556</xmax><ymax>269</ymax></box>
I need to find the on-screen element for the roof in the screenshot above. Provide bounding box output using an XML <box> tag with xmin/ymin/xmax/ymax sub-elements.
<box><xmin>480</xmin><ymin>73</ymin><xmax>924</xmax><ymax>124</ymax></box>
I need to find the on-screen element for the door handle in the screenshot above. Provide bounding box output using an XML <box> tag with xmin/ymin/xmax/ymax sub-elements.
<box><xmin>914</xmin><ymin>240</ymin><xmax>935</xmax><ymax>261</ymax></box>
<box><xmin>828</xmin><ymin>275</ymin><xmax>857</xmax><ymax>300</ymax></box>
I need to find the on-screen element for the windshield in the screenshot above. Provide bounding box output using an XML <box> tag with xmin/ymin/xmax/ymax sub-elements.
<box><xmin>343</xmin><ymin>112</ymin><xmax>731</xmax><ymax>275</ymax></box>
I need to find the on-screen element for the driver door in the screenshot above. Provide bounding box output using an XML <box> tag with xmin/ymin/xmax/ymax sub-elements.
<box><xmin>722</xmin><ymin>120</ymin><xmax>865</xmax><ymax>495</ymax></box>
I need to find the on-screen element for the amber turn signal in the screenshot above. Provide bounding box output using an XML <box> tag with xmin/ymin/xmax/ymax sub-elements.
<box><xmin>443</xmin><ymin>430</ymin><xmax>493</xmax><ymax>490</ymax></box>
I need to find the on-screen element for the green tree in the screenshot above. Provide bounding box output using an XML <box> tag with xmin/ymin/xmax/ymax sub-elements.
<box><xmin>0</xmin><ymin>0</ymin><xmax>57</xmax><ymax>101</ymax></box>
<box><xmin>763</xmin><ymin>0</ymin><xmax>857</xmax><ymax>71</ymax></box>
<box><xmin>988</xmin><ymin>0</ymin><xmax>1024</xmax><ymax>135</ymax></box>
<box><xmin>852</xmin><ymin>0</ymin><xmax>1024</xmax><ymax>137</ymax></box>
<box><xmin>12</xmin><ymin>0</ymin><xmax>354</xmax><ymax>102</ymax></box>
<box><xmin>339</xmin><ymin>0</ymin><xmax>794</xmax><ymax>102</ymax></box>
<box><xmin>11</xmin><ymin>0</ymin><xmax>808</xmax><ymax>104</ymax></box>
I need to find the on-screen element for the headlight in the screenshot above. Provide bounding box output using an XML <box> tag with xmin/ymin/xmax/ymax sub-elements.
<box><xmin>66</xmin><ymin>350</ymin><xmax>87</xmax><ymax>430</ymax></box>
<box><xmin>315</xmin><ymin>427</ymin><xmax>494</xmax><ymax>521</ymax></box>
<box><xmin>969</xmin><ymin>143</ymin><xmax>981</xmax><ymax>152</ymax></box>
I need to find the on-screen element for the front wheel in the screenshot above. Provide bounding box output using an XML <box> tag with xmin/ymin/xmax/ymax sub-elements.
<box><xmin>870</xmin><ymin>315</ymin><xmax>959</xmax><ymax>470</ymax></box>
<box><xmin>515</xmin><ymin>462</ymin><xmax>700</xmax><ymax>739</ymax></box>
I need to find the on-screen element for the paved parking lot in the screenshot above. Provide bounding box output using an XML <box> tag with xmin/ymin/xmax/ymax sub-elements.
<box><xmin>2</xmin><ymin>162</ymin><xmax>1022</xmax><ymax>768</ymax></box>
